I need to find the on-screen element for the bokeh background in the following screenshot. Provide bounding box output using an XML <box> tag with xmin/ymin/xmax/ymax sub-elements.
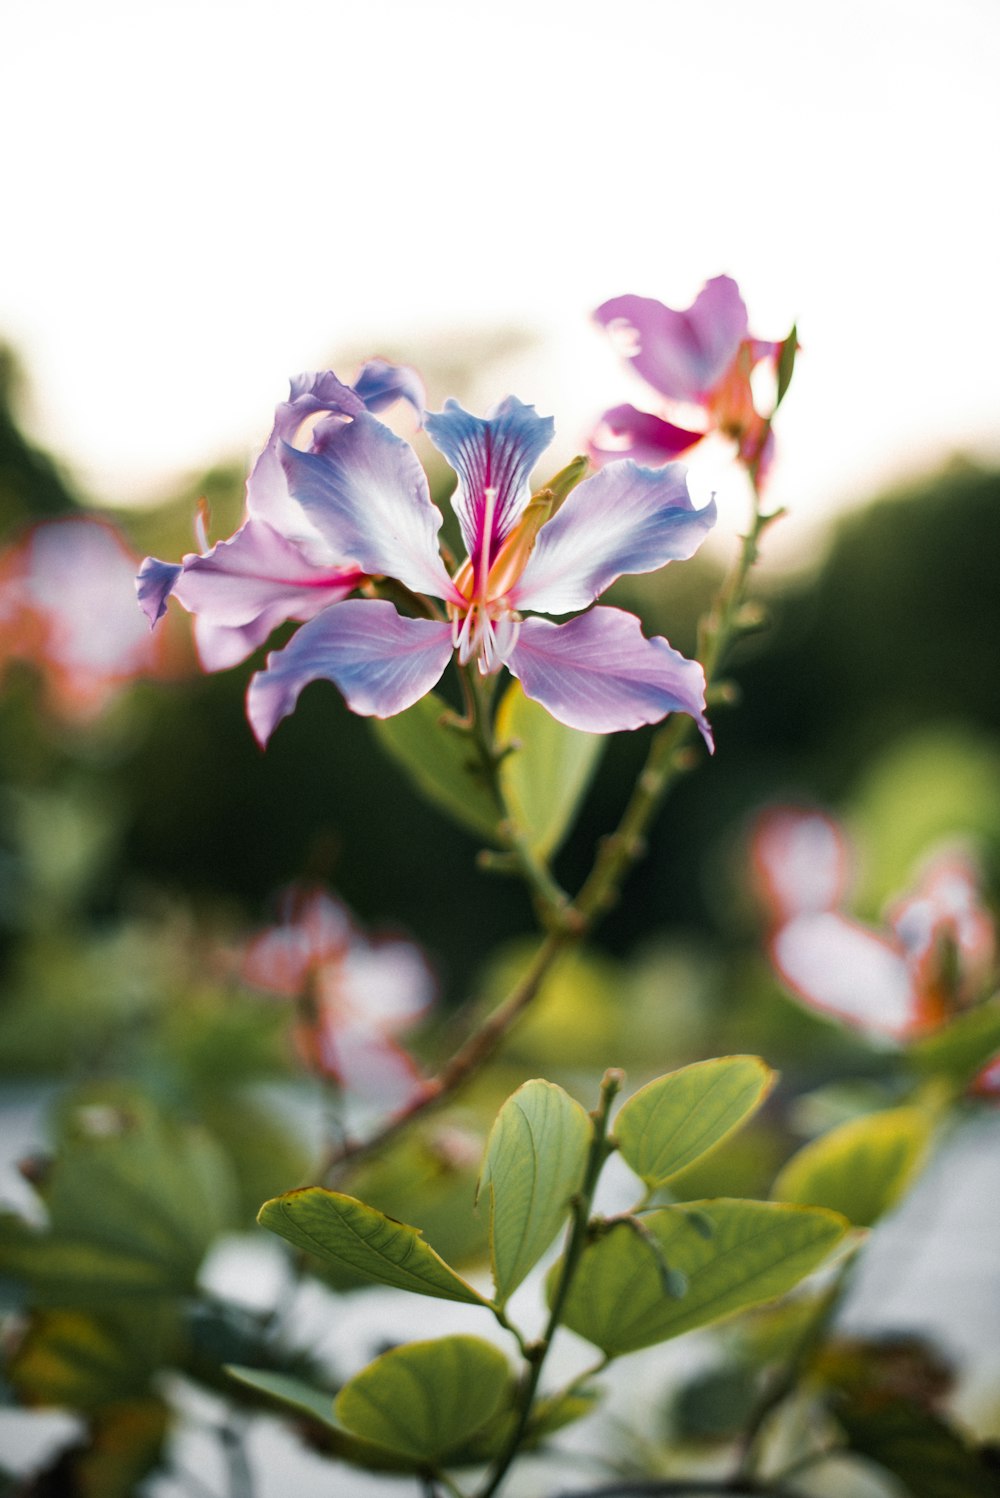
<box><xmin>1</xmin><ymin>3</ymin><xmax>999</xmax><ymax>1495</ymax></box>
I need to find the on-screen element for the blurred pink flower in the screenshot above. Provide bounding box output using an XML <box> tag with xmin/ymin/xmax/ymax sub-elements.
<box><xmin>242</xmin><ymin>885</ymin><xmax>434</xmax><ymax>1109</ymax></box>
<box><xmin>750</xmin><ymin>807</ymin><xmax>997</xmax><ymax>1051</ymax></box>
<box><xmin>0</xmin><ymin>515</ymin><xmax>168</xmax><ymax>720</ymax></box>
<box><xmin>591</xmin><ymin>275</ymin><xmax>782</xmax><ymax>476</ymax></box>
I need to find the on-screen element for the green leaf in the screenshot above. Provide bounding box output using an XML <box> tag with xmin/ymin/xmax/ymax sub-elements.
<box><xmin>838</xmin><ymin>1398</ymin><xmax>998</xmax><ymax>1498</ymax></box>
<box><xmin>226</xmin><ymin>1367</ymin><xmax>419</xmax><ymax>1472</ymax></box>
<box><xmin>372</xmin><ymin>692</ymin><xmax>500</xmax><ymax>841</ymax></box>
<box><xmin>775</xmin><ymin>324</ymin><xmax>798</xmax><ymax>408</ymax></box>
<box><xmin>335</xmin><ymin>1336</ymin><xmax>510</xmax><ymax>1463</ymax></box>
<box><xmin>907</xmin><ymin>1000</ymin><xmax>1000</xmax><ymax>1087</ymax></box>
<box><xmin>0</xmin><ymin>1087</ymin><xmax>238</xmax><ymax>1307</ymax></box>
<box><xmin>556</xmin><ymin>1199</ymin><xmax>847</xmax><ymax>1356</ymax></box>
<box><xmin>614</xmin><ymin>1057</ymin><xmax>776</xmax><ymax>1188</ymax></box>
<box><xmin>257</xmin><ymin>1188</ymin><xmax>490</xmax><ymax>1305</ymax></box>
<box><xmin>9</xmin><ymin>1304</ymin><xmax>181</xmax><ymax>1411</ymax></box>
<box><xmin>478</xmin><ymin>1079</ymin><xmax>592</xmax><ymax>1303</ymax></box>
<box><xmin>771</xmin><ymin>1106</ymin><xmax>932</xmax><ymax>1226</ymax></box>
<box><xmin>496</xmin><ymin>681</ymin><xmax>604</xmax><ymax>856</ymax></box>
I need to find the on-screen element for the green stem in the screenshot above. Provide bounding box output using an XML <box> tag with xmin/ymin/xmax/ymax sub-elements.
<box><xmin>464</xmin><ymin>665</ymin><xmax>572</xmax><ymax>923</ymax></box>
<box><xmin>731</xmin><ymin>1240</ymin><xmax>861</xmax><ymax>1483</ymax></box>
<box><xmin>475</xmin><ymin>1070</ymin><xmax>624</xmax><ymax>1498</ymax></box>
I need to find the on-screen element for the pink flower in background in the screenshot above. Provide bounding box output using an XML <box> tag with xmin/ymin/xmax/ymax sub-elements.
<box><xmin>591</xmin><ymin>275</ymin><xmax>781</xmax><ymax>474</ymax></box>
<box><xmin>0</xmin><ymin>515</ymin><xmax>167</xmax><ymax>720</ymax></box>
<box><xmin>243</xmin><ymin>885</ymin><xmax>434</xmax><ymax>1110</ymax></box>
<box><xmin>750</xmin><ymin>807</ymin><xmax>997</xmax><ymax>1050</ymax></box>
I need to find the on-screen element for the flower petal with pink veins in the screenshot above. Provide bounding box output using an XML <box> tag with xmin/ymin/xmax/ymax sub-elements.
<box><xmin>281</xmin><ymin>413</ymin><xmax>455</xmax><ymax>600</ymax></box>
<box><xmin>507</xmin><ymin>607</ymin><xmax>712</xmax><ymax>740</ymax></box>
<box><xmin>246</xmin><ymin>599</ymin><xmax>453</xmax><ymax>743</ymax></box>
<box><xmin>512</xmin><ymin>461</ymin><xmax>715</xmax><ymax>615</ymax></box>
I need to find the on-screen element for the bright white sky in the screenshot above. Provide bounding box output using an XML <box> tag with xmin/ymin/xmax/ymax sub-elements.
<box><xmin>2</xmin><ymin>0</ymin><xmax>998</xmax><ymax>554</ymax></box>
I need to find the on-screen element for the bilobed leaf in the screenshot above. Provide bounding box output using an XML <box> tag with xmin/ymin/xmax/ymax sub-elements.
<box><xmin>257</xmin><ymin>1188</ymin><xmax>490</xmax><ymax>1305</ymax></box>
<box><xmin>497</xmin><ymin>681</ymin><xmax>604</xmax><ymax>856</ymax></box>
<box><xmin>614</xmin><ymin>1057</ymin><xmax>775</xmax><ymax>1188</ymax></box>
<box><xmin>479</xmin><ymin>1079</ymin><xmax>592</xmax><ymax>1303</ymax></box>
<box><xmin>372</xmin><ymin>691</ymin><xmax>500</xmax><ymax>840</ymax></box>
<box><xmin>838</xmin><ymin>1397</ymin><xmax>998</xmax><ymax>1498</ymax></box>
<box><xmin>556</xmin><ymin>1199</ymin><xmax>847</xmax><ymax>1356</ymax></box>
<box><xmin>771</xmin><ymin>1106</ymin><xmax>932</xmax><ymax>1226</ymax></box>
<box><xmin>0</xmin><ymin>1087</ymin><xmax>238</xmax><ymax>1307</ymax></box>
<box><xmin>335</xmin><ymin>1336</ymin><xmax>510</xmax><ymax>1462</ymax></box>
<box><xmin>226</xmin><ymin>1367</ymin><xmax>419</xmax><ymax>1472</ymax></box>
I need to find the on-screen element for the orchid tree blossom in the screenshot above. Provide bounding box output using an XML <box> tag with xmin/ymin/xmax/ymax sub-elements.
<box><xmin>591</xmin><ymin>275</ymin><xmax>781</xmax><ymax>473</ymax></box>
<box><xmin>246</xmin><ymin>394</ymin><xmax>717</xmax><ymax>745</ymax></box>
<box><xmin>1</xmin><ymin>516</ymin><xmax>166</xmax><ymax>719</ymax></box>
<box><xmin>136</xmin><ymin>361</ymin><xmax>424</xmax><ymax>670</ymax></box>
<box><xmin>751</xmin><ymin>807</ymin><xmax>997</xmax><ymax>1047</ymax></box>
<box><xmin>242</xmin><ymin>885</ymin><xmax>434</xmax><ymax>1110</ymax></box>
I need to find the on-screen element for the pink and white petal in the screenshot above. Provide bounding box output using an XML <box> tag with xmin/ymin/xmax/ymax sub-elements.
<box><xmin>512</xmin><ymin>461</ymin><xmax>716</xmax><ymax>615</ymax></box>
<box><xmin>193</xmin><ymin>616</ymin><xmax>276</xmax><ymax>671</ymax></box>
<box><xmin>172</xmin><ymin>517</ymin><xmax>361</xmax><ymax>629</ymax></box>
<box><xmin>246</xmin><ymin>599</ymin><xmax>453</xmax><ymax>744</ymax></box>
<box><xmin>335</xmin><ymin>940</ymin><xmax>436</xmax><ymax>1032</ymax></box>
<box><xmin>771</xmin><ymin>912</ymin><xmax>921</xmax><ymax>1042</ymax></box>
<box><xmin>508</xmin><ymin>608</ymin><xmax>712</xmax><ymax>741</ymax></box>
<box><xmin>243</xmin><ymin>888</ymin><xmax>352</xmax><ymax>996</ymax></box>
<box><xmin>595</xmin><ymin>277</ymin><xmax>748</xmax><ymax>404</ymax></box>
<box><xmin>242</xmin><ymin>928</ymin><xmax>313</xmax><ymax>998</ymax></box>
<box><xmin>294</xmin><ymin>888</ymin><xmax>354</xmax><ymax>962</ymax></box>
<box><xmin>423</xmin><ymin>396</ymin><xmax>554</xmax><ymax>571</ymax></box>
<box><xmin>314</xmin><ymin>1022</ymin><xmax>427</xmax><ymax>1109</ymax></box>
<box><xmin>281</xmin><ymin>414</ymin><xmax>456</xmax><ymax>600</ymax></box>
<box><xmin>588</xmin><ymin>404</ymin><xmax>704</xmax><ymax>468</ymax></box>
<box><xmin>750</xmin><ymin>807</ymin><xmax>852</xmax><ymax>923</ymax></box>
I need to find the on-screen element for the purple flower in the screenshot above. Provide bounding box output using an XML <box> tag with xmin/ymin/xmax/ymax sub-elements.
<box><xmin>591</xmin><ymin>276</ymin><xmax>779</xmax><ymax>473</ymax></box>
<box><xmin>136</xmin><ymin>362</ymin><xmax>424</xmax><ymax>670</ymax></box>
<box><xmin>246</xmin><ymin>393</ymin><xmax>716</xmax><ymax>745</ymax></box>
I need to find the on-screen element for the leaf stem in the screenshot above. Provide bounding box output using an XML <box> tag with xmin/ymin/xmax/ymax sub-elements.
<box><xmin>475</xmin><ymin>1069</ymin><xmax>624</xmax><ymax>1498</ymax></box>
<box><xmin>730</xmin><ymin>1240</ymin><xmax>861</xmax><ymax>1483</ymax></box>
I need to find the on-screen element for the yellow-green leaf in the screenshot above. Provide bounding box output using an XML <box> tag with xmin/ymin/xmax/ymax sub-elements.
<box><xmin>257</xmin><ymin>1188</ymin><xmax>490</xmax><ymax>1305</ymax></box>
<box><xmin>226</xmin><ymin>1367</ymin><xmax>419</xmax><ymax>1472</ymax></box>
<box><xmin>771</xmin><ymin>1106</ymin><xmax>933</xmax><ymax>1226</ymax></box>
<box><xmin>372</xmin><ymin>692</ymin><xmax>500</xmax><ymax>841</ymax></box>
<box><xmin>336</xmin><ymin>1336</ymin><xmax>510</xmax><ymax>1462</ymax></box>
<box><xmin>556</xmin><ymin>1199</ymin><xmax>847</xmax><ymax>1356</ymax></box>
<box><xmin>614</xmin><ymin>1056</ymin><xmax>776</xmax><ymax>1188</ymax></box>
<box><xmin>0</xmin><ymin>1087</ymin><xmax>238</xmax><ymax>1307</ymax></box>
<box><xmin>497</xmin><ymin>682</ymin><xmax>604</xmax><ymax>857</ymax></box>
<box><xmin>479</xmin><ymin>1079</ymin><xmax>592</xmax><ymax>1304</ymax></box>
